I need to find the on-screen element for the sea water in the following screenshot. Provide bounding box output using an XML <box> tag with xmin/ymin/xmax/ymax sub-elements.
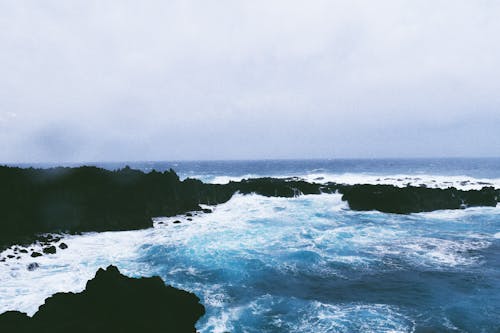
<box><xmin>1</xmin><ymin>159</ymin><xmax>499</xmax><ymax>332</ymax></box>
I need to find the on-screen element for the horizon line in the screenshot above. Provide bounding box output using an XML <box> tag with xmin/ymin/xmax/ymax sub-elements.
<box><xmin>3</xmin><ymin>156</ymin><xmax>500</xmax><ymax>166</ymax></box>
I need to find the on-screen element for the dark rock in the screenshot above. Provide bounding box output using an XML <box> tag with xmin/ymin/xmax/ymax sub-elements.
<box><xmin>58</xmin><ymin>243</ymin><xmax>68</xmax><ymax>250</ymax></box>
<box><xmin>0</xmin><ymin>265</ymin><xmax>205</xmax><ymax>333</ymax></box>
<box><xmin>43</xmin><ymin>246</ymin><xmax>57</xmax><ymax>254</ymax></box>
<box><xmin>187</xmin><ymin>218</ymin><xmax>192</xmax><ymax>221</ymax></box>
<box><xmin>173</xmin><ymin>220</ymin><xmax>181</xmax><ymax>224</ymax></box>
<box><xmin>7</xmin><ymin>255</ymin><xmax>15</xmax><ymax>259</ymax></box>
<box><xmin>186</xmin><ymin>212</ymin><xmax>193</xmax><ymax>217</ymax></box>
<box><xmin>19</xmin><ymin>249</ymin><xmax>28</xmax><ymax>253</ymax></box>
<box><xmin>202</xmin><ymin>208</ymin><xmax>212</xmax><ymax>213</ymax></box>
<box><xmin>336</xmin><ymin>184</ymin><xmax>499</xmax><ymax>214</ymax></box>
<box><xmin>31</xmin><ymin>252</ymin><xmax>42</xmax><ymax>258</ymax></box>
<box><xmin>0</xmin><ymin>311</ymin><xmax>31</xmax><ymax>331</ymax></box>
<box><xmin>27</xmin><ymin>263</ymin><xmax>39</xmax><ymax>271</ymax></box>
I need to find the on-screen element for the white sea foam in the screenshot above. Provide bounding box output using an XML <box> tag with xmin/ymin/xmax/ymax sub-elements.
<box><xmin>0</xmin><ymin>229</ymin><xmax>149</xmax><ymax>315</ymax></box>
<box><xmin>198</xmin><ymin>172</ymin><xmax>500</xmax><ymax>190</ymax></box>
<box><xmin>416</xmin><ymin>204</ymin><xmax>500</xmax><ymax>220</ymax></box>
<box><xmin>289</xmin><ymin>302</ymin><xmax>415</xmax><ymax>333</ymax></box>
<box><xmin>221</xmin><ymin>295</ymin><xmax>416</xmax><ymax>333</ymax></box>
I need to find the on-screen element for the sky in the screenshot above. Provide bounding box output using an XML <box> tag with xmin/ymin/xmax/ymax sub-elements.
<box><xmin>1</xmin><ymin>0</ymin><xmax>499</xmax><ymax>162</ymax></box>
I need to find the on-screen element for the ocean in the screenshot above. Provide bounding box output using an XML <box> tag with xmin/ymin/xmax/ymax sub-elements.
<box><xmin>1</xmin><ymin>158</ymin><xmax>499</xmax><ymax>332</ymax></box>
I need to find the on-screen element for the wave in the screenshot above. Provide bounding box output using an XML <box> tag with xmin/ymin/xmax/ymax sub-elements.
<box><xmin>198</xmin><ymin>295</ymin><xmax>415</xmax><ymax>333</ymax></box>
<box><xmin>194</xmin><ymin>172</ymin><xmax>500</xmax><ymax>190</ymax></box>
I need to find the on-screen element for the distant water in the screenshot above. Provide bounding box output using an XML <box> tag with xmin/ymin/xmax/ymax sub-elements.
<box><xmin>12</xmin><ymin>158</ymin><xmax>500</xmax><ymax>189</ymax></box>
<box><xmin>1</xmin><ymin>159</ymin><xmax>499</xmax><ymax>332</ymax></box>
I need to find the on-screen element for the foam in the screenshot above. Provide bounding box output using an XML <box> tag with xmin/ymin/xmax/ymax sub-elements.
<box><xmin>0</xmin><ymin>229</ymin><xmax>149</xmax><ymax>315</ymax></box>
<box><xmin>416</xmin><ymin>204</ymin><xmax>500</xmax><ymax>220</ymax></box>
<box><xmin>289</xmin><ymin>302</ymin><xmax>415</xmax><ymax>333</ymax></box>
<box><xmin>196</xmin><ymin>172</ymin><xmax>500</xmax><ymax>190</ymax></box>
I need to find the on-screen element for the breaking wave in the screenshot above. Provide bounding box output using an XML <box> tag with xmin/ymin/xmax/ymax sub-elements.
<box><xmin>1</xmin><ymin>192</ymin><xmax>499</xmax><ymax>331</ymax></box>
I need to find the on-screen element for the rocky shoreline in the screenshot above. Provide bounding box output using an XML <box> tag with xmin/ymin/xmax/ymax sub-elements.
<box><xmin>0</xmin><ymin>265</ymin><xmax>205</xmax><ymax>333</ymax></box>
<box><xmin>0</xmin><ymin>165</ymin><xmax>498</xmax><ymax>332</ymax></box>
<box><xmin>1</xmin><ymin>165</ymin><xmax>498</xmax><ymax>252</ymax></box>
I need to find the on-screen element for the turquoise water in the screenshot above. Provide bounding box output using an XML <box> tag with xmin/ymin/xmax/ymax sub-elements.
<box><xmin>1</xmin><ymin>159</ymin><xmax>499</xmax><ymax>332</ymax></box>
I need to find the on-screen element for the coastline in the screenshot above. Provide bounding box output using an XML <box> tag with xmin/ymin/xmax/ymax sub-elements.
<box><xmin>1</xmin><ymin>165</ymin><xmax>498</xmax><ymax>252</ymax></box>
<box><xmin>0</xmin><ymin>164</ymin><xmax>498</xmax><ymax>331</ymax></box>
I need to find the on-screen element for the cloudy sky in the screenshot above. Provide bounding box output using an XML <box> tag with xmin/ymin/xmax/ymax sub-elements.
<box><xmin>1</xmin><ymin>0</ymin><xmax>499</xmax><ymax>162</ymax></box>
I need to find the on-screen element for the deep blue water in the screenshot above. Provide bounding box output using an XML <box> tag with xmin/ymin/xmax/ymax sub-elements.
<box><xmin>1</xmin><ymin>159</ymin><xmax>499</xmax><ymax>332</ymax></box>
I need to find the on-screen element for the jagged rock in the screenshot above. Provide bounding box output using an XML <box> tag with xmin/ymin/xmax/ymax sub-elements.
<box><xmin>58</xmin><ymin>243</ymin><xmax>68</xmax><ymax>250</ymax></box>
<box><xmin>0</xmin><ymin>265</ymin><xmax>205</xmax><ymax>333</ymax></box>
<box><xmin>43</xmin><ymin>246</ymin><xmax>57</xmax><ymax>254</ymax></box>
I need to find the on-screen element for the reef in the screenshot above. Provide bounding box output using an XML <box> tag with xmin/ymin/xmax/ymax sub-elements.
<box><xmin>0</xmin><ymin>165</ymin><xmax>498</xmax><ymax>250</ymax></box>
<box><xmin>335</xmin><ymin>183</ymin><xmax>499</xmax><ymax>214</ymax></box>
<box><xmin>0</xmin><ymin>265</ymin><xmax>205</xmax><ymax>333</ymax></box>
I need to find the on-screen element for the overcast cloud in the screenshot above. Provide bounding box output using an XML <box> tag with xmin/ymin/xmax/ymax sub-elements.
<box><xmin>1</xmin><ymin>0</ymin><xmax>499</xmax><ymax>162</ymax></box>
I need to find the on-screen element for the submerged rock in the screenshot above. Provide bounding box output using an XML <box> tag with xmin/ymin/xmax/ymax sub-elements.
<box><xmin>0</xmin><ymin>265</ymin><xmax>205</xmax><ymax>333</ymax></box>
<box><xmin>27</xmin><ymin>262</ymin><xmax>39</xmax><ymax>271</ymax></box>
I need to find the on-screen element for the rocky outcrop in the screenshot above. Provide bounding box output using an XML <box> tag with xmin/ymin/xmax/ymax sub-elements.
<box><xmin>0</xmin><ymin>265</ymin><xmax>205</xmax><ymax>333</ymax></box>
<box><xmin>334</xmin><ymin>184</ymin><xmax>499</xmax><ymax>214</ymax></box>
<box><xmin>1</xmin><ymin>165</ymin><xmax>498</xmax><ymax>250</ymax></box>
<box><xmin>0</xmin><ymin>166</ymin><xmax>228</xmax><ymax>250</ymax></box>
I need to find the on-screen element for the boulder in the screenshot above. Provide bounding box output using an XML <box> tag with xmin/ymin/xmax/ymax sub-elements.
<box><xmin>0</xmin><ymin>265</ymin><xmax>205</xmax><ymax>333</ymax></box>
<box><xmin>42</xmin><ymin>246</ymin><xmax>57</xmax><ymax>254</ymax></box>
